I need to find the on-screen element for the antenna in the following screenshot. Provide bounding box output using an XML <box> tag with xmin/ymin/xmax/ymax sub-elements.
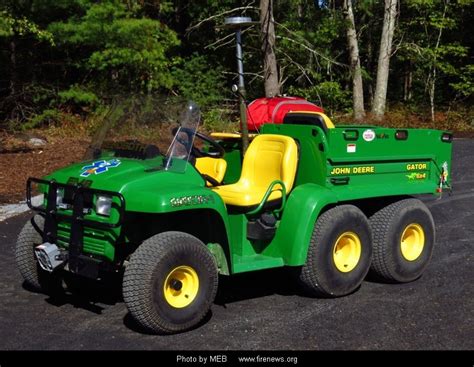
<box><xmin>223</xmin><ymin>16</ymin><xmax>258</xmax><ymax>154</ymax></box>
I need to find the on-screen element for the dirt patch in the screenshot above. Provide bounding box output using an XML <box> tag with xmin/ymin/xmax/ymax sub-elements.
<box><xmin>0</xmin><ymin>136</ymin><xmax>89</xmax><ymax>204</ymax></box>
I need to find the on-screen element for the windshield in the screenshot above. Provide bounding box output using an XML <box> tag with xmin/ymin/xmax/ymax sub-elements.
<box><xmin>85</xmin><ymin>98</ymin><xmax>201</xmax><ymax>174</ymax></box>
<box><xmin>163</xmin><ymin>101</ymin><xmax>200</xmax><ymax>172</ymax></box>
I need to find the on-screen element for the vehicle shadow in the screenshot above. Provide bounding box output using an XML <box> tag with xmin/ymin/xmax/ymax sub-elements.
<box><xmin>24</xmin><ymin>273</ymin><xmax>123</xmax><ymax>315</ymax></box>
<box><xmin>122</xmin><ymin>267</ymin><xmax>304</xmax><ymax>336</ymax></box>
<box><xmin>122</xmin><ymin>313</ymin><xmax>154</xmax><ymax>335</ymax></box>
<box><xmin>214</xmin><ymin>267</ymin><xmax>306</xmax><ymax>306</ymax></box>
<box><xmin>27</xmin><ymin>265</ymin><xmax>372</xmax><ymax>325</ymax></box>
<box><xmin>122</xmin><ymin>310</ymin><xmax>213</xmax><ymax>336</ymax></box>
<box><xmin>28</xmin><ymin>266</ymin><xmax>331</xmax><ymax>334</ymax></box>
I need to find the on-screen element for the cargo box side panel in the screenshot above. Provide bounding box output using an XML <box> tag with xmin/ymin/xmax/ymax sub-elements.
<box><xmin>325</xmin><ymin>127</ymin><xmax>452</xmax><ymax>199</ymax></box>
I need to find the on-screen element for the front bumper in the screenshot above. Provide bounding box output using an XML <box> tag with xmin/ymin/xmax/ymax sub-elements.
<box><xmin>27</xmin><ymin>177</ymin><xmax>125</xmax><ymax>279</ymax></box>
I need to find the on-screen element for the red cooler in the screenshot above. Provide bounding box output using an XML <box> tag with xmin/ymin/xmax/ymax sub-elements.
<box><xmin>246</xmin><ymin>97</ymin><xmax>323</xmax><ymax>132</ymax></box>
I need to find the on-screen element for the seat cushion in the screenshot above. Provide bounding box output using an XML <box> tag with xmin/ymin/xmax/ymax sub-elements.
<box><xmin>212</xmin><ymin>182</ymin><xmax>284</xmax><ymax>207</ymax></box>
<box><xmin>195</xmin><ymin>157</ymin><xmax>227</xmax><ymax>185</ymax></box>
<box><xmin>212</xmin><ymin>134</ymin><xmax>298</xmax><ymax>207</ymax></box>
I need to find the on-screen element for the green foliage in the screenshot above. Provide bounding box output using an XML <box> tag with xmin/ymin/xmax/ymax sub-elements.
<box><xmin>23</xmin><ymin>109</ymin><xmax>62</xmax><ymax>130</ymax></box>
<box><xmin>48</xmin><ymin>0</ymin><xmax>180</xmax><ymax>92</ymax></box>
<box><xmin>172</xmin><ymin>54</ymin><xmax>226</xmax><ymax>107</ymax></box>
<box><xmin>0</xmin><ymin>0</ymin><xmax>472</xmax><ymax>132</ymax></box>
<box><xmin>58</xmin><ymin>85</ymin><xmax>98</xmax><ymax>110</ymax></box>
<box><xmin>396</xmin><ymin>0</ymin><xmax>472</xmax><ymax>105</ymax></box>
<box><xmin>0</xmin><ymin>8</ymin><xmax>54</xmax><ymax>43</ymax></box>
<box><xmin>450</xmin><ymin>65</ymin><xmax>474</xmax><ymax>99</ymax></box>
<box><xmin>288</xmin><ymin>82</ymin><xmax>352</xmax><ymax>114</ymax></box>
<box><xmin>275</xmin><ymin>2</ymin><xmax>347</xmax><ymax>96</ymax></box>
<box><xmin>0</xmin><ymin>10</ymin><xmax>14</xmax><ymax>37</ymax></box>
<box><xmin>202</xmin><ymin>107</ymin><xmax>238</xmax><ymax>133</ymax></box>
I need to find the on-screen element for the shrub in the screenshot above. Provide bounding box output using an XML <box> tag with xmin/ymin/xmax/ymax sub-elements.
<box><xmin>58</xmin><ymin>85</ymin><xmax>99</xmax><ymax>113</ymax></box>
<box><xmin>288</xmin><ymin>81</ymin><xmax>352</xmax><ymax>114</ymax></box>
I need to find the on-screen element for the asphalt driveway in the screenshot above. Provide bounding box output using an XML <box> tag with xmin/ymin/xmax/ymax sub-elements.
<box><xmin>0</xmin><ymin>140</ymin><xmax>472</xmax><ymax>351</ymax></box>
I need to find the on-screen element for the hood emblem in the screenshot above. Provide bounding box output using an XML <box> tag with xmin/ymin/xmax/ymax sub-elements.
<box><xmin>80</xmin><ymin>159</ymin><xmax>121</xmax><ymax>177</ymax></box>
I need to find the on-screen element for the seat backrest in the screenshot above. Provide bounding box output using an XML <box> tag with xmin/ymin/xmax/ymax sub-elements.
<box><xmin>283</xmin><ymin>111</ymin><xmax>335</xmax><ymax>132</ymax></box>
<box><xmin>195</xmin><ymin>157</ymin><xmax>227</xmax><ymax>184</ymax></box>
<box><xmin>240</xmin><ymin>134</ymin><xmax>298</xmax><ymax>192</ymax></box>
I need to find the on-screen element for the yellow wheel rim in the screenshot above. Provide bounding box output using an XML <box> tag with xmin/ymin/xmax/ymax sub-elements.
<box><xmin>163</xmin><ymin>266</ymin><xmax>199</xmax><ymax>308</ymax></box>
<box><xmin>400</xmin><ymin>223</ymin><xmax>425</xmax><ymax>261</ymax></box>
<box><xmin>333</xmin><ymin>232</ymin><xmax>362</xmax><ymax>273</ymax></box>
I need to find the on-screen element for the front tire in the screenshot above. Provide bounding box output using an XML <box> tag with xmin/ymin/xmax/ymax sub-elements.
<box><xmin>123</xmin><ymin>231</ymin><xmax>218</xmax><ymax>334</ymax></box>
<box><xmin>369</xmin><ymin>198</ymin><xmax>435</xmax><ymax>283</ymax></box>
<box><xmin>298</xmin><ymin>205</ymin><xmax>372</xmax><ymax>297</ymax></box>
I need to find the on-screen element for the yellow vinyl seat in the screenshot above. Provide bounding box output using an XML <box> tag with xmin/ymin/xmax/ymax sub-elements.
<box><xmin>195</xmin><ymin>157</ymin><xmax>228</xmax><ymax>186</ymax></box>
<box><xmin>212</xmin><ymin>134</ymin><xmax>298</xmax><ymax>208</ymax></box>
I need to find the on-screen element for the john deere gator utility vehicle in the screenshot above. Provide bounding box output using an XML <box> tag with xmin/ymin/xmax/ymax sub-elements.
<box><xmin>16</xmin><ymin>101</ymin><xmax>453</xmax><ymax>334</ymax></box>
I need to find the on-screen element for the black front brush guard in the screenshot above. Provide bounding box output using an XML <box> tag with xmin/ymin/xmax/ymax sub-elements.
<box><xmin>26</xmin><ymin>178</ymin><xmax>125</xmax><ymax>278</ymax></box>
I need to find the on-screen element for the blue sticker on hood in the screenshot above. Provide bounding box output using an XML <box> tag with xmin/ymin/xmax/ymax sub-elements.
<box><xmin>80</xmin><ymin>159</ymin><xmax>121</xmax><ymax>177</ymax></box>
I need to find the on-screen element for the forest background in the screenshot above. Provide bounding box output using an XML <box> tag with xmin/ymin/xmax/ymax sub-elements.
<box><xmin>0</xmin><ymin>0</ymin><xmax>473</xmax><ymax>202</ymax></box>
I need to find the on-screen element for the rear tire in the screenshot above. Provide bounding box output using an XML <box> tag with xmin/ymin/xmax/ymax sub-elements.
<box><xmin>369</xmin><ymin>198</ymin><xmax>435</xmax><ymax>283</ymax></box>
<box><xmin>15</xmin><ymin>216</ymin><xmax>62</xmax><ymax>294</ymax></box>
<box><xmin>123</xmin><ymin>231</ymin><xmax>218</xmax><ymax>334</ymax></box>
<box><xmin>298</xmin><ymin>205</ymin><xmax>372</xmax><ymax>297</ymax></box>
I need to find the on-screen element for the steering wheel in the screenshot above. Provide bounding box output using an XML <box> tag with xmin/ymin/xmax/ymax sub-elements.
<box><xmin>172</xmin><ymin>127</ymin><xmax>225</xmax><ymax>159</ymax></box>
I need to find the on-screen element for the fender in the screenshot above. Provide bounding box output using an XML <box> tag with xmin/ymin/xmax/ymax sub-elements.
<box><xmin>122</xmin><ymin>185</ymin><xmax>224</xmax><ymax>213</ymax></box>
<box><xmin>124</xmin><ymin>185</ymin><xmax>230</xmax><ymax>243</ymax></box>
<box><xmin>266</xmin><ymin>183</ymin><xmax>338</xmax><ymax>265</ymax></box>
<box><xmin>124</xmin><ymin>186</ymin><xmax>233</xmax><ymax>271</ymax></box>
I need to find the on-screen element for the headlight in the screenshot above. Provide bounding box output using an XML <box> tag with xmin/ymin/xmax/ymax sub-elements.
<box><xmin>96</xmin><ymin>195</ymin><xmax>112</xmax><ymax>217</ymax></box>
<box><xmin>56</xmin><ymin>188</ymin><xmax>64</xmax><ymax>206</ymax></box>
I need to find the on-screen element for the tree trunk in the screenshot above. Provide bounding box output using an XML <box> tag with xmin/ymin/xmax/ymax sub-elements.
<box><xmin>260</xmin><ymin>0</ymin><xmax>280</xmax><ymax>97</ymax></box>
<box><xmin>343</xmin><ymin>0</ymin><xmax>365</xmax><ymax>121</ymax></box>
<box><xmin>367</xmin><ymin>29</ymin><xmax>374</xmax><ymax>107</ymax></box>
<box><xmin>427</xmin><ymin>2</ymin><xmax>448</xmax><ymax>122</ymax></box>
<box><xmin>298</xmin><ymin>1</ymin><xmax>304</xmax><ymax>19</ymax></box>
<box><xmin>429</xmin><ymin>67</ymin><xmax>436</xmax><ymax>122</ymax></box>
<box><xmin>10</xmin><ymin>40</ymin><xmax>17</xmax><ymax>96</ymax></box>
<box><xmin>404</xmin><ymin>62</ymin><xmax>412</xmax><ymax>102</ymax></box>
<box><xmin>371</xmin><ymin>0</ymin><xmax>398</xmax><ymax>120</ymax></box>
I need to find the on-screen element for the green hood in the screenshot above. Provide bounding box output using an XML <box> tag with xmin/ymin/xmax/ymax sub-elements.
<box><xmin>46</xmin><ymin>157</ymin><xmax>164</xmax><ymax>190</ymax></box>
<box><xmin>44</xmin><ymin>157</ymin><xmax>213</xmax><ymax>212</ymax></box>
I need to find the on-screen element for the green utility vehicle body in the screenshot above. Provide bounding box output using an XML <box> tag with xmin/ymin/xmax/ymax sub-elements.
<box><xmin>261</xmin><ymin>124</ymin><xmax>451</xmax><ymax>265</ymax></box>
<box><xmin>28</xmin><ymin>123</ymin><xmax>451</xmax><ymax>275</ymax></box>
<box><xmin>20</xmin><ymin>108</ymin><xmax>452</xmax><ymax>334</ymax></box>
